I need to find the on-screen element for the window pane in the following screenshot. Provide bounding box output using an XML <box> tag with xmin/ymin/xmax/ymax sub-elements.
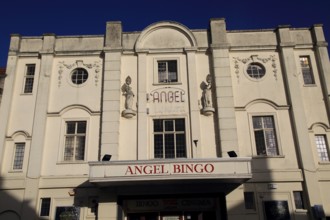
<box><xmin>265</xmin><ymin>130</ymin><xmax>278</xmax><ymax>155</ymax></box>
<box><xmin>154</xmin><ymin>119</ymin><xmax>163</xmax><ymax>132</ymax></box>
<box><xmin>176</xmin><ymin>133</ymin><xmax>186</xmax><ymax>157</ymax></box>
<box><xmin>66</xmin><ymin>122</ymin><xmax>76</xmax><ymax>134</ymax></box>
<box><xmin>175</xmin><ymin>119</ymin><xmax>185</xmax><ymax>131</ymax></box>
<box><xmin>300</xmin><ymin>56</ymin><xmax>315</xmax><ymax>85</ymax></box>
<box><xmin>24</xmin><ymin>64</ymin><xmax>35</xmax><ymax>93</ymax></box>
<box><xmin>158</xmin><ymin>62</ymin><xmax>167</xmax><ymax>82</ymax></box>
<box><xmin>154</xmin><ymin>134</ymin><xmax>163</xmax><ymax>158</ymax></box>
<box><xmin>315</xmin><ymin>135</ymin><xmax>329</xmax><ymax>161</ymax></box>
<box><xmin>158</xmin><ymin>62</ymin><xmax>166</xmax><ymax>72</ymax></box>
<box><xmin>26</xmin><ymin>65</ymin><xmax>36</xmax><ymax>75</ymax></box>
<box><xmin>24</xmin><ymin>78</ymin><xmax>34</xmax><ymax>93</ymax></box>
<box><xmin>157</xmin><ymin>61</ymin><xmax>177</xmax><ymax>83</ymax></box>
<box><xmin>263</xmin><ymin>117</ymin><xmax>275</xmax><ymax>128</ymax></box>
<box><xmin>165</xmin><ymin>134</ymin><xmax>175</xmax><ymax>158</ymax></box>
<box><xmin>64</xmin><ymin>121</ymin><xmax>87</xmax><ymax>161</ymax></box>
<box><xmin>168</xmin><ymin>61</ymin><xmax>177</xmax><ymax>82</ymax></box>
<box><xmin>253</xmin><ymin>116</ymin><xmax>279</xmax><ymax>156</ymax></box>
<box><xmin>55</xmin><ymin>206</ymin><xmax>80</xmax><ymax>220</ymax></box>
<box><xmin>40</xmin><ymin>198</ymin><xmax>51</xmax><ymax>216</ymax></box>
<box><xmin>168</xmin><ymin>61</ymin><xmax>177</xmax><ymax>72</ymax></box>
<box><xmin>255</xmin><ymin>130</ymin><xmax>266</xmax><ymax>155</ymax></box>
<box><xmin>75</xmin><ymin>136</ymin><xmax>85</xmax><ymax>160</ymax></box>
<box><xmin>153</xmin><ymin>119</ymin><xmax>186</xmax><ymax>159</ymax></box>
<box><xmin>77</xmin><ymin>121</ymin><xmax>86</xmax><ymax>134</ymax></box>
<box><xmin>247</xmin><ymin>63</ymin><xmax>265</xmax><ymax>79</ymax></box>
<box><xmin>253</xmin><ymin>117</ymin><xmax>262</xmax><ymax>129</ymax></box>
<box><xmin>293</xmin><ymin>191</ymin><xmax>305</xmax><ymax>209</ymax></box>
<box><xmin>13</xmin><ymin>143</ymin><xmax>25</xmax><ymax>170</ymax></box>
<box><xmin>164</xmin><ymin>120</ymin><xmax>174</xmax><ymax>131</ymax></box>
<box><xmin>64</xmin><ymin>137</ymin><xmax>74</xmax><ymax>161</ymax></box>
<box><xmin>244</xmin><ymin>192</ymin><xmax>255</xmax><ymax>210</ymax></box>
<box><xmin>71</xmin><ymin>68</ymin><xmax>88</xmax><ymax>85</ymax></box>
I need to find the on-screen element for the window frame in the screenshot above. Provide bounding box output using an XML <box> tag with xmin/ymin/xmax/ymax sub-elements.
<box><xmin>315</xmin><ymin>134</ymin><xmax>330</xmax><ymax>162</ymax></box>
<box><xmin>151</xmin><ymin>118</ymin><xmax>188</xmax><ymax>159</ymax></box>
<box><xmin>246</xmin><ymin>62</ymin><xmax>266</xmax><ymax>79</ymax></box>
<box><xmin>249</xmin><ymin>113</ymin><xmax>282</xmax><ymax>157</ymax></box>
<box><xmin>40</xmin><ymin>197</ymin><xmax>51</xmax><ymax>217</ymax></box>
<box><xmin>153</xmin><ymin>58</ymin><xmax>180</xmax><ymax>85</ymax></box>
<box><xmin>61</xmin><ymin>120</ymin><xmax>88</xmax><ymax>162</ymax></box>
<box><xmin>12</xmin><ymin>142</ymin><xmax>25</xmax><ymax>170</ymax></box>
<box><xmin>244</xmin><ymin>192</ymin><xmax>256</xmax><ymax>210</ymax></box>
<box><xmin>22</xmin><ymin>64</ymin><xmax>36</xmax><ymax>94</ymax></box>
<box><xmin>299</xmin><ymin>56</ymin><xmax>315</xmax><ymax>85</ymax></box>
<box><xmin>293</xmin><ymin>191</ymin><xmax>305</xmax><ymax>210</ymax></box>
<box><xmin>70</xmin><ymin>67</ymin><xmax>89</xmax><ymax>85</ymax></box>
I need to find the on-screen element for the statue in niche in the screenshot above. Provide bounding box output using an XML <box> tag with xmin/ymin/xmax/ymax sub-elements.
<box><xmin>202</xmin><ymin>74</ymin><xmax>215</xmax><ymax>116</ymax></box>
<box><xmin>121</xmin><ymin>76</ymin><xmax>136</xmax><ymax>118</ymax></box>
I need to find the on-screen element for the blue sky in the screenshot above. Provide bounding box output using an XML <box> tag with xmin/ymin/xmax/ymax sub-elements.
<box><xmin>0</xmin><ymin>0</ymin><xmax>329</xmax><ymax>67</ymax></box>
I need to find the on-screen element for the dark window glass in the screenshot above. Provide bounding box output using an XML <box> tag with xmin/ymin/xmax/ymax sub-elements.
<box><xmin>71</xmin><ymin>68</ymin><xmax>88</xmax><ymax>85</ymax></box>
<box><xmin>246</xmin><ymin>63</ymin><xmax>265</xmax><ymax>79</ymax></box>
<box><xmin>154</xmin><ymin>134</ymin><xmax>163</xmax><ymax>158</ymax></box>
<box><xmin>24</xmin><ymin>64</ymin><xmax>36</xmax><ymax>93</ymax></box>
<box><xmin>55</xmin><ymin>206</ymin><xmax>80</xmax><ymax>220</ymax></box>
<box><xmin>293</xmin><ymin>191</ymin><xmax>305</xmax><ymax>209</ymax></box>
<box><xmin>263</xmin><ymin>201</ymin><xmax>290</xmax><ymax>220</ymax></box>
<box><xmin>244</xmin><ymin>192</ymin><xmax>256</xmax><ymax>210</ymax></box>
<box><xmin>153</xmin><ymin>119</ymin><xmax>186</xmax><ymax>159</ymax></box>
<box><xmin>40</xmin><ymin>198</ymin><xmax>51</xmax><ymax>216</ymax></box>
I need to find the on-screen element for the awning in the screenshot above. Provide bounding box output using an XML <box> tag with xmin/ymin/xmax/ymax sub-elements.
<box><xmin>89</xmin><ymin>158</ymin><xmax>252</xmax><ymax>187</ymax></box>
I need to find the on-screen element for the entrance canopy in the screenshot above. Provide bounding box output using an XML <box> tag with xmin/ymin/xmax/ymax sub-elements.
<box><xmin>89</xmin><ymin>158</ymin><xmax>251</xmax><ymax>187</ymax></box>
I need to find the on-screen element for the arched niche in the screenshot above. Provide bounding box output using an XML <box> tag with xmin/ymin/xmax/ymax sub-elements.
<box><xmin>135</xmin><ymin>21</ymin><xmax>197</xmax><ymax>51</ymax></box>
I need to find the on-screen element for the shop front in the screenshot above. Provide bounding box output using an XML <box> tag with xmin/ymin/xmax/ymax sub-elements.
<box><xmin>123</xmin><ymin>196</ymin><xmax>218</xmax><ymax>220</ymax></box>
<box><xmin>89</xmin><ymin>158</ymin><xmax>251</xmax><ymax>220</ymax></box>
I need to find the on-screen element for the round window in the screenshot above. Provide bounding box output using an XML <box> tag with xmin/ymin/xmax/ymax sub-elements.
<box><xmin>246</xmin><ymin>63</ymin><xmax>266</xmax><ymax>79</ymax></box>
<box><xmin>71</xmin><ymin>68</ymin><xmax>88</xmax><ymax>85</ymax></box>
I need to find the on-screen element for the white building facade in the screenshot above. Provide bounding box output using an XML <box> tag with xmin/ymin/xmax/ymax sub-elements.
<box><xmin>0</xmin><ymin>18</ymin><xmax>330</xmax><ymax>220</ymax></box>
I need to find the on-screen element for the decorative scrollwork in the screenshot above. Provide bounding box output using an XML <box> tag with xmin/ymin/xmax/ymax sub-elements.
<box><xmin>233</xmin><ymin>55</ymin><xmax>278</xmax><ymax>81</ymax></box>
<box><xmin>57</xmin><ymin>60</ymin><xmax>102</xmax><ymax>87</ymax></box>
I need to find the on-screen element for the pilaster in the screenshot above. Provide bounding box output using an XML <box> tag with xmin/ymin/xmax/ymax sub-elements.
<box><xmin>137</xmin><ymin>52</ymin><xmax>148</xmax><ymax>160</ymax></box>
<box><xmin>210</xmin><ymin>18</ymin><xmax>239</xmax><ymax>157</ymax></box>
<box><xmin>186</xmin><ymin>49</ymin><xmax>203</xmax><ymax>158</ymax></box>
<box><xmin>311</xmin><ymin>24</ymin><xmax>330</xmax><ymax>125</ymax></box>
<box><xmin>22</xmin><ymin>34</ymin><xmax>55</xmax><ymax>219</ymax></box>
<box><xmin>0</xmin><ymin>35</ymin><xmax>20</xmax><ymax>166</ymax></box>
<box><xmin>101</xmin><ymin>22</ymin><xmax>123</xmax><ymax>160</ymax></box>
<box><xmin>276</xmin><ymin>25</ymin><xmax>322</xmax><ymax>213</ymax></box>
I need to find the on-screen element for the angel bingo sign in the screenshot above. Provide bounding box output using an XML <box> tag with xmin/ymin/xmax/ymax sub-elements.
<box><xmin>148</xmin><ymin>87</ymin><xmax>186</xmax><ymax>113</ymax></box>
<box><xmin>125</xmin><ymin>163</ymin><xmax>215</xmax><ymax>176</ymax></box>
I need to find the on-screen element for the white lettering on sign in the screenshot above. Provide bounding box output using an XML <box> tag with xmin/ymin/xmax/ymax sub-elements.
<box><xmin>125</xmin><ymin>198</ymin><xmax>215</xmax><ymax>212</ymax></box>
<box><xmin>149</xmin><ymin>88</ymin><xmax>185</xmax><ymax>103</ymax></box>
<box><xmin>124</xmin><ymin>163</ymin><xmax>215</xmax><ymax>176</ymax></box>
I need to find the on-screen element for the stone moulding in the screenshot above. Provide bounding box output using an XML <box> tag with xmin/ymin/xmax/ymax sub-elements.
<box><xmin>57</xmin><ymin>60</ymin><xmax>101</xmax><ymax>87</ymax></box>
<box><xmin>233</xmin><ymin>55</ymin><xmax>278</xmax><ymax>82</ymax></box>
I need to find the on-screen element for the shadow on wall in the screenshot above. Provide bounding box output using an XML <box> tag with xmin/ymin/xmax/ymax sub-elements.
<box><xmin>227</xmin><ymin>158</ymin><xmax>311</xmax><ymax>220</ymax></box>
<box><xmin>0</xmin><ymin>177</ymin><xmax>38</xmax><ymax>220</ymax></box>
